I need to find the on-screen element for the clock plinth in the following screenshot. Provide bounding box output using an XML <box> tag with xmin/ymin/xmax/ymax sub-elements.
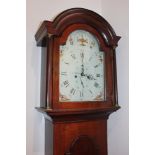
<box><xmin>36</xmin><ymin>107</ymin><xmax>120</xmax><ymax>155</ymax></box>
<box><xmin>35</xmin><ymin>8</ymin><xmax>121</xmax><ymax>155</ymax></box>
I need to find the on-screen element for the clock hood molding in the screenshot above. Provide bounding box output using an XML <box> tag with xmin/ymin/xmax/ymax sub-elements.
<box><xmin>35</xmin><ymin>8</ymin><xmax>121</xmax><ymax>48</ymax></box>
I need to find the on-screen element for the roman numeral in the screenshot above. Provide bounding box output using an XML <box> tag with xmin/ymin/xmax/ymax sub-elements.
<box><xmin>61</xmin><ymin>72</ymin><xmax>67</xmax><ymax>76</ymax></box>
<box><xmin>89</xmin><ymin>89</ymin><xmax>93</xmax><ymax>94</ymax></box>
<box><xmin>94</xmin><ymin>64</ymin><xmax>100</xmax><ymax>68</ymax></box>
<box><xmin>96</xmin><ymin>74</ymin><xmax>100</xmax><ymax>77</ymax></box>
<box><xmin>71</xmin><ymin>54</ymin><xmax>76</xmax><ymax>59</ymax></box>
<box><xmin>63</xmin><ymin>80</ymin><xmax>69</xmax><ymax>87</ymax></box>
<box><xmin>64</xmin><ymin>62</ymin><xmax>69</xmax><ymax>65</ymax></box>
<box><xmin>80</xmin><ymin>91</ymin><xmax>83</xmax><ymax>97</ymax></box>
<box><xmin>70</xmin><ymin>88</ymin><xmax>76</xmax><ymax>95</ymax></box>
<box><xmin>94</xmin><ymin>82</ymin><xmax>99</xmax><ymax>88</ymax></box>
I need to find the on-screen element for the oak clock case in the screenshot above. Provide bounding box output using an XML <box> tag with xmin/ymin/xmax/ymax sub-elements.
<box><xmin>35</xmin><ymin>8</ymin><xmax>121</xmax><ymax>155</ymax></box>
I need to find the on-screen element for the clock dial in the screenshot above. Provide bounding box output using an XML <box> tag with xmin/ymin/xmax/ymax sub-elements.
<box><xmin>59</xmin><ymin>30</ymin><xmax>105</xmax><ymax>102</ymax></box>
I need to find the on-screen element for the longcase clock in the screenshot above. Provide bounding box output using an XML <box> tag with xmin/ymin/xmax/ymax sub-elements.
<box><xmin>35</xmin><ymin>8</ymin><xmax>121</xmax><ymax>155</ymax></box>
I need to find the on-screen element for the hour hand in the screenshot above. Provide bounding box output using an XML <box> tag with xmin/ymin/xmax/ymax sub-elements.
<box><xmin>79</xmin><ymin>77</ymin><xmax>84</xmax><ymax>88</ymax></box>
<box><xmin>86</xmin><ymin>74</ymin><xmax>96</xmax><ymax>80</ymax></box>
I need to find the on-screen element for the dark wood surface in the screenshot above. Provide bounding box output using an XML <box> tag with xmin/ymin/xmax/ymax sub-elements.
<box><xmin>35</xmin><ymin>8</ymin><xmax>121</xmax><ymax>47</ymax></box>
<box><xmin>35</xmin><ymin>8</ymin><xmax>120</xmax><ymax>111</ymax></box>
<box><xmin>53</xmin><ymin>118</ymin><xmax>107</xmax><ymax>155</ymax></box>
<box><xmin>35</xmin><ymin>8</ymin><xmax>121</xmax><ymax>155</ymax></box>
<box><xmin>65</xmin><ymin>135</ymin><xmax>99</xmax><ymax>155</ymax></box>
<box><xmin>45</xmin><ymin>117</ymin><xmax>108</xmax><ymax>155</ymax></box>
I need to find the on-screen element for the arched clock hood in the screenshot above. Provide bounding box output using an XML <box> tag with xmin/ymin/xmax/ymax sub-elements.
<box><xmin>35</xmin><ymin>8</ymin><xmax>121</xmax><ymax>48</ymax></box>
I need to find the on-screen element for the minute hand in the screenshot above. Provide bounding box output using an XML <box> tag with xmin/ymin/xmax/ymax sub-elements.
<box><xmin>81</xmin><ymin>64</ymin><xmax>85</xmax><ymax>76</ymax></box>
<box><xmin>79</xmin><ymin>77</ymin><xmax>84</xmax><ymax>88</ymax></box>
<box><xmin>80</xmin><ymin>52</ymin><xmax>85</xmax><ymax>73</ymax></box>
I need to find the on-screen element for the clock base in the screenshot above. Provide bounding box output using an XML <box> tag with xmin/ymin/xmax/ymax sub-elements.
<box><xmin>36</xmin><ymin>106</ymin><xmax>120</xmax><ymax>155</ymax></box>
<box><xmin>43</xmin><ymin>112</ymin><xmax>111</xmax><ymax>155</ymax></box>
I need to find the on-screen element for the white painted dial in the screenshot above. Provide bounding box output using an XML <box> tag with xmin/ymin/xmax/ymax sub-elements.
<box><xmin>59</xmin><ymin>30</ymin><xmax>105</xmax><ymax>102</ymax></box>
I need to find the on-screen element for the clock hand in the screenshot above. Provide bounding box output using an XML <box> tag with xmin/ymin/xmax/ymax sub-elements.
<box><xmin>80</xmin><ymin>52</ymin><xmax>84</xmax><ymax>63</ymax></box>
<box><xmin>86</xmin><ymin>74</ymin><xmax>96</xmax><ymax>80</ymax></box>
<box><xmin>81</xmin><ymin>64</ymin><xmax>85</xmax><ymax>76</ymax></box>
<box><xmin>79</xmin><ymin>77</ymin><xmax>84</xmax><ymax>88</ymax></box>
<box><xmin>80</xmin><ymin>52</ymin><xmax>85</xmax><ymax>76</ymax></box>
